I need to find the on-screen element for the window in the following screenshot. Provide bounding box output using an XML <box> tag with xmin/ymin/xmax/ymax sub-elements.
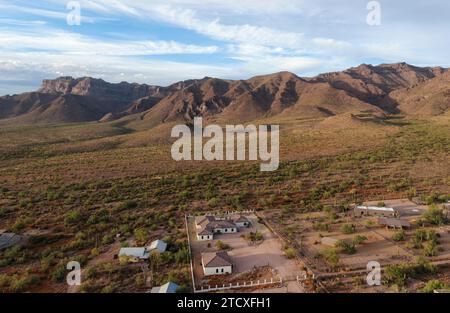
<box><xmin>216</xmin><ymin>269</ymin><xmax>219</xmax><ymax>273</ymax></box>
<box><xmin>221</xmin><ymin>268</ymin><xmax>224</xmax><ymax>273</ymax></box>
<box><xmin>201</xmin><ymin>236</ymin><xmax>204</xmax><ymax>240</ymax></box>
<box><xmin>225</xmin><ymin>228</ymin><xmax>228</xmax><ymax>232</ymax></box>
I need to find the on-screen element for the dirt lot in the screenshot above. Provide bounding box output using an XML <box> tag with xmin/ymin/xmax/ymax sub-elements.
<box><xmin>187</xmin><ymin>213</ymin><xmax>305</xmax><ymax>291</ymax></box>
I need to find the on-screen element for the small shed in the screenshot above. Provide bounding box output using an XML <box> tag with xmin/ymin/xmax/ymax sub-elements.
<box><xmin>118</xmin><ymin>247</ymin><xmax>149</xmax><ymax>262</ymax></box>
<box><xmin>0</xmin><ymin>233</ymin><xmax>24</xmax><ymax>251</ymax></box>
<box><xmin>148</xmin><ymin>240</ymin><xmax>167</xmax><ymax>253</ymax></box>
<box><xmin>378</xmin><ymin>217</ymin><xmax>411</xmax><ymax>229</ymax></box>
<box><xmin>151</xmin><ymin>282</ymin><xmax>179</xmax><ymax>293</ymax></box>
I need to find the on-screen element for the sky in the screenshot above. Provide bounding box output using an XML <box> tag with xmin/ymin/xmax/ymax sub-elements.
<box><xmin>0</xmin><ymin>0</ymin><xmax>450</xmax><ymax>95</ymax></box>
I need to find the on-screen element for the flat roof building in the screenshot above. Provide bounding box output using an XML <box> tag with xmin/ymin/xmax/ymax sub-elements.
<box><xmin>354</xmin><ymin>205</ymin><xmax>398</xmax><ymax>217</ymax></box>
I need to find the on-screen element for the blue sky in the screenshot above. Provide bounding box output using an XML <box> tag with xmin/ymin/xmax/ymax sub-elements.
<box><xmin>1</xmin><ymin>0</ymin><xmax>450</xmax><ymax>95</ymax></box>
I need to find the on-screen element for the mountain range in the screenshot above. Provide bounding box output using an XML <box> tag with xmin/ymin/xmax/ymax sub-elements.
<box><xmin>0</xmin><ymin>63</ymin><xmax>449</xmax><ymax>126</ymax></box>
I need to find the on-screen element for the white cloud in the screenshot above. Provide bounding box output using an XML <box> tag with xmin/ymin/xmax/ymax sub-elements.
<box><xmin>0</xmin><ymin>28</ymin><xmax>219</xmax><ymax>56</ymax></box>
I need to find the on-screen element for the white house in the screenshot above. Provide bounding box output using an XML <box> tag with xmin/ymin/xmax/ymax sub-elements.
<box><xmin>151</xmin><ymin>281</ymin><xmax>179</xmax><ymax>293</ymax></box>
<box><xmin>202</xmin><ymin>251</ymin><xmax>233</xmax><ymax>276</ymax></box>
<box><xmin>118</xmin><ymin>247</ymin><xmax>149</xmax><ymax>262</ymax></box>
<box><xmin>148</xmin><ymin>239</ymin><xmax>167</xmax><ymax>253</ymax></box>
<box><xmin>197</xmin><ymin>227</ymin><xmax>214</xmax><ymax>241</ymax></box>
<box><xmin>195</xmin><ymin>216</ymin><xmax>238</xmax><ymax>241</ymax></box>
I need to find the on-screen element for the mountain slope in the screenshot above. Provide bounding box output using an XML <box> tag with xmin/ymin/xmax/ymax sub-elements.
<box><xmin>312</xmin><ymin>63</ymin><xmax>447</xmax><ymax>112</ymax></box>
<box><xmin>390</xmin><ymin>70</ymin><xmax>450</xmax><ymax>116</ymax></box>
<box><xmin>0</xmin><ymin>63</ymin><xmax>448</xmax><ymax>126</ymax></box>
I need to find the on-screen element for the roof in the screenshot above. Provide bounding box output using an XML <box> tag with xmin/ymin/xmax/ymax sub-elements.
<box><xmin>198</xmin><ymin>227</ymin><xmax>213</xmax><ymax>235</ymax></box>
<box><xmin>202</xmin><ymin>251</ymin><xmax>233</xmax><ymax>267</ymax></box>
<box><xmin>119</xmin><ymin>247</ymin><xmax>149</xmax><ymax>259</ymax></box>
<box><xmin>208</xmin><ymin>220</ymin><xmax>237</xmax><ymax>229</ymax></box>
<box><xmin>378</xmin><ymin>217</ymin><xmax>411</xmax><ymax>228</ymax></box>
<box><xmin>148</xmin><ymin>240</ymin><xmax>167</xmax><ymax>253</ymax></box>
<box><xmin>196</xmin><ymin>215</ymin><xmax>216</xmax><ymax>226</ymax></box>
<box><xmin>151</xmin><ymin>282</ymin><xmax>179</xmax><ymax>293</ymax></box>
<box><xmin>234</xmin><ymin>215</ymin><xmax>250</xmax><ymax>223</ymax></box>
<box><xmin>0</xmin><ymin>233</ymin><xmax>23</xmax><ymax>250</ymax></box>
<box><xmin>356</xmin><ymin>205</ymin><xmax>395</xmax><ymax>212</ymax></box>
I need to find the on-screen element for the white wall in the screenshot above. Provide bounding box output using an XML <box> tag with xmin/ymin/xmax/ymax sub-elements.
<box><xmin>213</xmin><ymin>227</ymin><xmax>237</xmax><ymax>234</ymax></box>
<box><xmin>203</xmin><ymin>265</ymin><xmax>233</xmax><ymax>276</ymax></box>
<box><xmin>197</xmin><ymin>234</ymin><xmax>213</xmax><ymax>241</ymax></box>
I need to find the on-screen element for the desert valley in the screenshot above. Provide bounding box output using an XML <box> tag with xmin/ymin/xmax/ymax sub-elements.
<box><xmin>0</xmin><ymin>62</ymin><xmax>449</xmax><ymax>293</ymax></box>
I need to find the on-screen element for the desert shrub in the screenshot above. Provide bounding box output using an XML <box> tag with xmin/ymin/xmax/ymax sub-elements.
<box><xmin>0</xmin><ymin>274</ymin><xmax>10</xmax><ymax>288</ymax></box>
<box><xmin>12</xmin><ymin>218</ymin><xmax>27</xmax><ymax>232</ymax></box>
<box><xmin>102</xmin><ymin>234</ymin><xmax>115</xmax><ymax>245</ymax></box>
<box><xmin>134</xmin><ymin>228</ymin><xmax>148</xmax><ymax>244</ymax></box>
<box><xmin>114</xmin><ymin>200</ymin><xmax>138</xmax><ymax>212</ymax></box>
<box><xmin>423</xmin><ymin>205</ymin><xmax>447</xmax><ymax>225</ymax></box>
<box><xmin>336</xmin><ymin>240</ymin><xmax>356</xmax><ymax>254</ymax></box>
<box><xmin>423</xmin><ymin>241</ymin><xmax>438</xmax><ymax>257</ymax></box>
<box><xmin>352</xmin><ymin>235</ymin><xmax>368</xmax><ymax>245</ymax></box>
<box><xmin>341</xmin><ymin>224</ymin><xmax>356</xmax><ymax>234</ymax></box>
<box><xmin>64</xmin><ymin>210</ymin><xmax>82</xmax><ymax>225</ymax></box>
<box><xmin>242</xmin><ymin>231</ymin><xmax>263</xmax><ymax>244</ymax></box>
<box><xmin>215</xmin><ymin>240</ymin><xmax>230</xmax><ymax>250</ymax></box>
<box><xmin>392</xmin><ymin>230</ymin><xmax>405</xmax><ymax>242</ymax></box>
<box><xmin>10</xmin><ymin>272</ymin><xmax>40</xmax><ymax>292</ymax></box>
<box><xmin>421</xmin><ymin>280</ymin><xmax>448</xmax><ymax>293</ymax></box>
<box><xmin>283</xmin><ymin>247</ymin><xmax>297</xmax><ymax>259</ymax></box>
<box><xmin>101</xmin><ymin>283</ymin><xmax>118</xmax><ymax>293</ymax></box>
<box><xmin>51</xmin><ymin>263</ymin><xmax>67</xmax><ymax>283</ymax></box>
<box><xmin>313</xmin><ymin>222</ymin><xmax>329</xmax><ymax>232</ymax></box>
<box><xmin>385</xmin><ymin>258</ymin><xmax>436</xmax><ymax>287</ymax></box>
<box><xmin>322</xmin><ymin>248</ymin><xmax>339</xmax><ymax>268</ymax></box>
